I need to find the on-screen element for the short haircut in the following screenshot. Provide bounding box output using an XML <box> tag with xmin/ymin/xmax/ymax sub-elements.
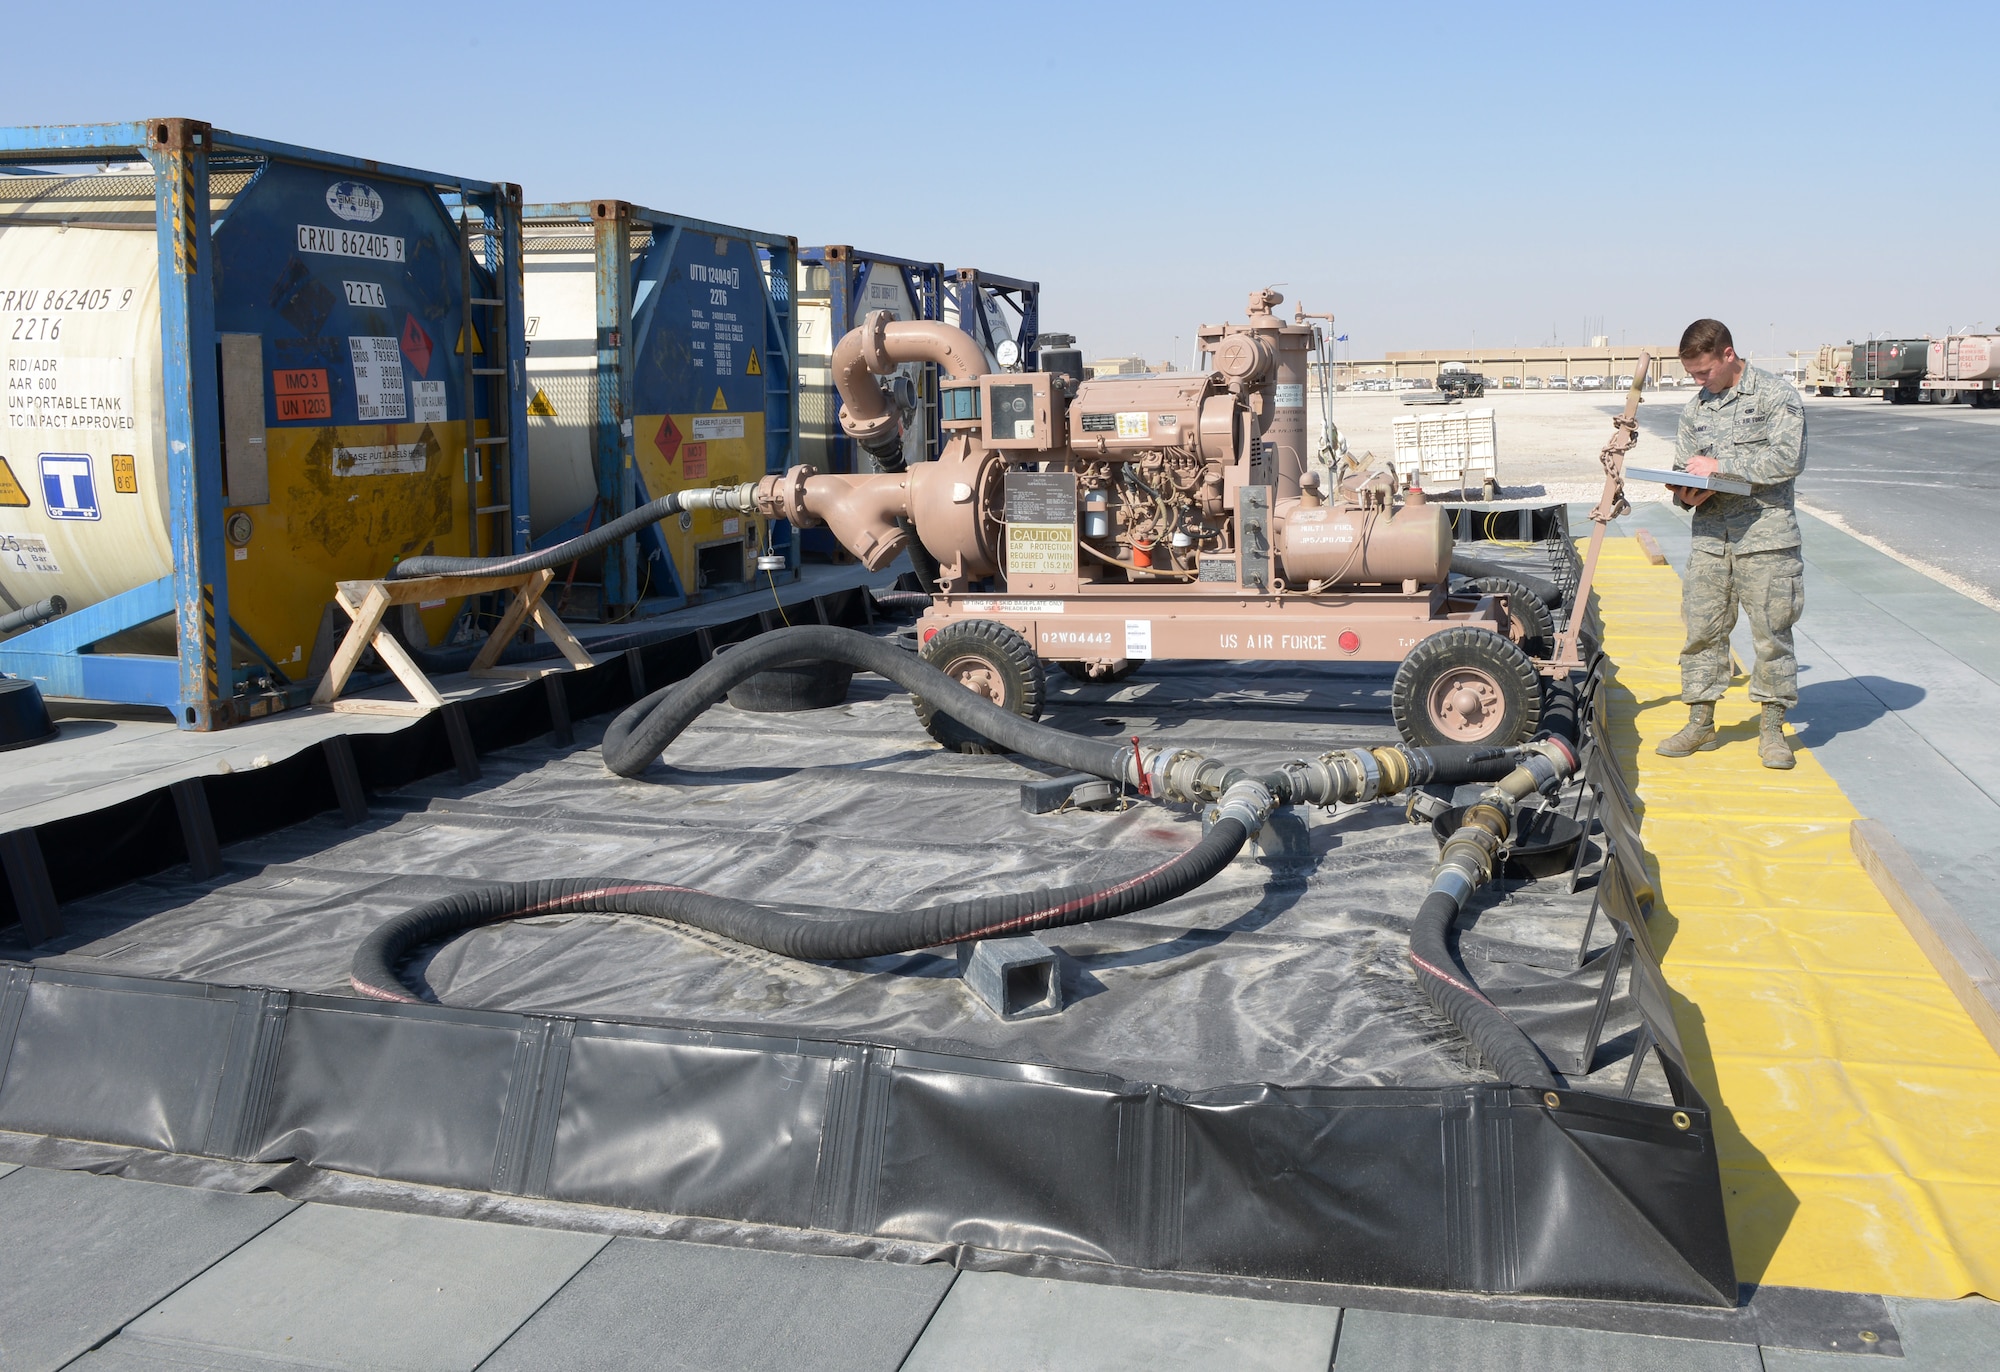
<box><xmin>1679</xmin><ymin>319</ymin><xmax>1734</xmax><ymax>360</ymax></box>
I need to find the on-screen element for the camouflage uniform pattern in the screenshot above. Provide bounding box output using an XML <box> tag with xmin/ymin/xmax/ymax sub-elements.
<box><xmin>1673</xmin><ymin>364</ymin><xmax>1808</xmax><ymax>706</ymax></box>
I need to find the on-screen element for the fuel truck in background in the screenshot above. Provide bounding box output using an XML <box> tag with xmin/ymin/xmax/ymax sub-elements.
<box><xmin>1922</xmin><ymin>335</ymin><xmax>2000</xmax><ymax>407</ymax></box>
<box><xmin>700</xmin><ymin>289</ymin><xmax>1556</xmax><ymax>751</ymax></box>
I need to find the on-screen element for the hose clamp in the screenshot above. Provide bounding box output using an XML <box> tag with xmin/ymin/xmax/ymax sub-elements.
<box><xmin>1429</xmin><ymin>865</ymin><xmax>1476</xmax><ymax>907</ymax></box>
<box><xmin>1351</xmin><ymin>748</ymin><xmax>1381</xmax><ymax>803</ymax></box>
<box><xmin>1397</xmin><ymin>744</ymin><xmax>1436</xmax><ymax>787</ymax></box>
<box><xmin>1214</xmin><ymin>779</ymin><xmax>1277</xmax><ymax>832</ymax></box>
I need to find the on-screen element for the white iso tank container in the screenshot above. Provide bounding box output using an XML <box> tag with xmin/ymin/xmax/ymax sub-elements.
<box><xmin>520</xmin><ymin>210</ymin><xmax>790</xmax><ymax>600</ymax></box>
<box><xmin>520</xmin><ymin>225</ymin><xmax>598</xmax><ymax>537</ymax></box>
<box><xmin>0</xmin><ymin>166</ymin><xmax>501</xmax><ymax>672</ymax></box>
<box><xmin>0</xmin><ymin>203</ymin><xmax>171</xmax><ymax>630</ymax></box>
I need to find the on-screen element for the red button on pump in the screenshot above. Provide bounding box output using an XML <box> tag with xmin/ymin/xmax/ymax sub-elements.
<box><xmin>921</xmin><ymin>627</ymin><xmax>937</xmax><ymax>644</ymax></box>
<box><xmin>1337</xmin><ymin>630</ymin><xmax>1361</xmax><ymax>654</ymax></box>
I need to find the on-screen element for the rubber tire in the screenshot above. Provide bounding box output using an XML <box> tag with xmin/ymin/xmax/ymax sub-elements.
<box><xmin>1391</xmin><ymin>627</ymin><xmax>1543</xmax><ymax>749</ymax></box>
<box><xmin>720</xmin><ymin>658</ymin><xmax>855</xmax><ymax>713</ymax></box>
<box><xmin>1058</xmin><ymin>659</ymin><xmax>1139</xmax><ymax>685</ymax></box>
<box><xmin>1460</xmin><ymin>576</ymin><xmax>1555</xmax><ymax>660</ymax></box>
<box><xmin>915</xmin><ymin>619</ymin><xmax>1047</xmax><ymax>754</ymax></box>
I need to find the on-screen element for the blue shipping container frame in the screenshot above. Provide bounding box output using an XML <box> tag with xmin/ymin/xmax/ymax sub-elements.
<box><xmin>0</xmin><ymin>118</ymin><xmax>530</xmax><ymax>731</ymax></box>
<box><xmin>523</xmin><ymin>201</ymin><xmax>800</xmax><ymax>613</ymax></box>
<box><xmin>948</xmin><ymin>267</ymin><xmax>1042</xmax><ymax>374</ymax></box>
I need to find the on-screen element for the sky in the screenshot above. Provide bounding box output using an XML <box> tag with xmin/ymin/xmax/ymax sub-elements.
<box><xmin>5</xmin><ymin>1</ymin><xmax>1997</xmax><ymax>364</ymax></box>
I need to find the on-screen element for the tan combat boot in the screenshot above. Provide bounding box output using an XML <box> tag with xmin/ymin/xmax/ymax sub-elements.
<box><xmin>1760</xmin><ymin>703</ymin><xmax>1796</xmax><ymax>770</ymax></box>
<box><xmin>1655</xmin><ymin>702</ymin><xmax>1719</xmax><ymax>757</ymax></box>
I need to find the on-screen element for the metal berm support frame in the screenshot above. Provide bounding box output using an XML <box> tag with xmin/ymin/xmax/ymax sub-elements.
<box><xmin>0</xmin><ymin>119</ymin><xmax>528</xmax><ymax>731</ymax></box>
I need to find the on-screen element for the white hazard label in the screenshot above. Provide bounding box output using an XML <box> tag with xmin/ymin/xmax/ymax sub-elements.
<box><xmin>348</xmin><ymin>336</ymin><xmax>407</xmax><ymax>422</ymax></box>
<box><xmin>1275</xmin><ymin>383</ymin><xmax>1305</xmax><ymax>408</ymax></box>
<box><xmin>411</xmin><ymin>380</ymin><xmax>446</xmax><ymax>425</ymax></box>
<box><xmin>333</xmin><ymin>443</ymin><xmax>426</xmax><ymax>477</ymax></box>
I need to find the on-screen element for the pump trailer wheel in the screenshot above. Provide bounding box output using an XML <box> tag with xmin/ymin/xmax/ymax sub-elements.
<box><xmin>1391</xmin><ymin>626</ymin><xmax>1543</xmax><ymax>748</ymax></box>
<box><xmin>1459</xmin><ymin>575</ymin><xmax>1556</xmax><ymax>660</ymax></box>
<box><xmin>915</xmin><ymin>619</ymin><xmax>1047</xmax><ymax>754</ymax></box>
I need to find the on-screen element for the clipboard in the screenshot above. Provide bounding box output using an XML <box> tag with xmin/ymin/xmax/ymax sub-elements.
<box><xmin>1626</xmin><ymin>466</ymin><xmax>1753</xmax><ymax>496</ymax></box>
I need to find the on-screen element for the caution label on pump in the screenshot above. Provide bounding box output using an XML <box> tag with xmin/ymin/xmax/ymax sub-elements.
<box><xmin>745</xmin><ymin>348</ymin><xmax>762</xmax><ymax>376</ymax></box>
<box><xmin>711</xmin><ymin>387</ymin><xmax>728</xmax><ymax>411</ymax></box>
<box><xmin>0</xmin><ymin>455</ymin><xmax>28</xmax><ymax>506</ymax></box>
<box><xmin>527</xmin><ymin>388</ymin><xmax>558</xmax><ymax>417</ymax></box>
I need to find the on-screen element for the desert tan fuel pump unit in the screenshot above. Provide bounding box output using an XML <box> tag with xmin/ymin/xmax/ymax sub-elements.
<box><xmin>700</xmin><ymin>289</ymin><xmax>1577</xmax><ymax>750</ymax></box>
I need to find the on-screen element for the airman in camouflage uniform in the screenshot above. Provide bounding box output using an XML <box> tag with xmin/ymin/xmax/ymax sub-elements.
<box><xmin>1655</xmin><ymin>320</ymin><xmax>1806</xmax><ymax>768</ymax></box>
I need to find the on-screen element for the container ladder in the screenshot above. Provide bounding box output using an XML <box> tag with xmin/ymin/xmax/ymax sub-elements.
<box><xmin>458</xmin><ymin>206</ymin><xmax>514</xmax><ymax>560</ymax></box>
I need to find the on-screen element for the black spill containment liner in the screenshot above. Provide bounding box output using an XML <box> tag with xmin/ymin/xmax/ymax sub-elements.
<box><xmin>0</xmin><ymin>963</ymin><xmax>1732</xmax><ymax>1304</ymax></box>
<box><xmin>0</xmin><ymin>565</ymin><xmax>1736</xmax><ymax>1307</ymax></box>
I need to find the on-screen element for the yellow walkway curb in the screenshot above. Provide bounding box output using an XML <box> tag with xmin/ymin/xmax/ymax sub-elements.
<box><xmin>1592</xmin><ymin>536</ymin><xmax>2000</xmax><ymax>1298</ymax></box>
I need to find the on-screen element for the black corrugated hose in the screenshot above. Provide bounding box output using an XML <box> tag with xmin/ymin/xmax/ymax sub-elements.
<box><xmin>354</xmin><ymin>623</ymin><xmax>1536</xmax><ymax>1010</ymax></box>
<box><xmin>603</xmin><ymin>625</ymin><xmax>1135</xmax><ymax>782</ymax></box>
<box><xmin>351</xmin><ymin>820</ymin><xmax>1249</xmax><ymax>1003</ymax></box>
<box><xmin>1408</xmin><ymin>889</ymin><xmax>1560</xmax><ymax>1088</ymax></box>
<box><xmin>387</xmin><ymin>489</ymin><xmax>701</xmax><ymax>581</ymax></box>
<box><xmin>602</xmin><ymin>624</ymin><xmax>1522</xmax><ymax>796</ymax></box>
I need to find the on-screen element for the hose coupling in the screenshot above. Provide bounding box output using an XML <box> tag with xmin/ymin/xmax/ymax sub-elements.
<box><xmin>677</xmin><ymin>482</ymin><xmax>760</xmax><ymax>514</ymax></box>
<box><xmin>1514</xmin><ymin>736</ymin><xmax>1579</xmax><ymax>797</ymax></box>
<box><xmin>1345</xmin><ymin>748</ymin><xmax>1383</xmax><ymax>803</ymax></box>
<box><xmin>1145</xmin><ymin>747</ymin><xmax>1210</xmax><ymax>803</ymax></box>
<box><xmin>1213</xmin><ymin>778</ymin><xmax>1278</xmax><ymax>833</ymax></box>
<box><xmin>1396</xmin><ymin>744</ymin><xmax>1441</xmax><ymax>787</ymax></box>
<box><xmin>1431</xmin><ymin>823</ymin><xmax>1502</xmax><ymax>905</ymax></box>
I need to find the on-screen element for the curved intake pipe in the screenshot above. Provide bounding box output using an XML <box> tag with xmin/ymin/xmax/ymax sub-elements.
<box><xmin>834</xmin><ymin>310</ymin><xmax>988</xmax><ymax>462</ymax></box>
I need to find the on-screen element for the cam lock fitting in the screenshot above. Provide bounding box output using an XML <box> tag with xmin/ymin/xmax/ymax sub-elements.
<box><xmin>1213</xmin><ymin>779</ymin><xmax>1278</xmax><ymax>833</ymax></box>
<box><xmin>1144</xmin><ymin>747</ymin><xmax>1223</xmax><ymax>804</ymax></box>
<box><xmin>678</xmin><ymin>482</ymin><xmax>762</xmax><ymax>514</ymax></box>
<box><xmin>1428</xmin><ymin>802</ymin><xmax>1509</xmax><ymax>905</ymax></box>
<box><xmin>1293</xmin><ymin>745</ymin><xmax>1412</xmax><ymax>807</ymax></box>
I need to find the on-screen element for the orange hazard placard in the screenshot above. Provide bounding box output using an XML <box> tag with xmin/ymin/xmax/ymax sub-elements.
<box><xmin>0</xmin><ymin>456</ymin><xmax>28</xmax><ymax>507</ymax></box>
<box><xmin>272</xmin><ymin>368</ymin><xmax>332</xmax><ymax>422</ymax></box>
<box><xmin>682</xmin><ymin>442</ymin><xmax>707</xmax><ymax>480</ymax></box>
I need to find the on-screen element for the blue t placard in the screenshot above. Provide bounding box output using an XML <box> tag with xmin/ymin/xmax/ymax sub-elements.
<box><xmin>39</xmin><ymin>453</ymin><xmax>100</xmax><ymax>521</ymax></box>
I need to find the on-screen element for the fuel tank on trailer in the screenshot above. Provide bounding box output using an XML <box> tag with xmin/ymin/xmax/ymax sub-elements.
<box><xmin>0</xmin><ymin>165</ymin><xmax>496</xmax><ymax>667</ymax></box>
<box><xmin>1929</xmin><ymin>335</ymin><xmax>2000</xmax><ymax>381</ymax></box>
<box><xmin>1275</xmin><ymin>496</ymin><xmax>1451</xmax><ymax>586</ymax></box>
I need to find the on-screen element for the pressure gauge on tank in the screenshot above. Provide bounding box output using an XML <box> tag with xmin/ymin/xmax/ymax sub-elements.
<box><xmin>995</xmin><ymin>338</ymin><xmax>1020</xmax><ymax>370</ymax></box>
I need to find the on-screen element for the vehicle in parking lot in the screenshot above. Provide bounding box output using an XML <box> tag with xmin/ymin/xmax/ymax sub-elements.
<box><xmin>1438</xmin><ymin>370</ymin><xmax>1488</xmax><ymax>398</ymax></box>
<box><xmin>1547</xmin><ymin>376</ymin><xmax>1569</xmax><ymax>389</ymax></box>
<box><xmin>1615</xmin><ymin>374</ymin><xmax>1636</xmax><ymax>390</ymax></box>
<box><xmin>1499</xmin><ymin>375</ymin><xmax>1522</xmax><ymax>388</ymax></box>
<box><xmin>1576</xmin><ymin>374</ymin><xmax>1604</xmax><ymax>390</ymax></box>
